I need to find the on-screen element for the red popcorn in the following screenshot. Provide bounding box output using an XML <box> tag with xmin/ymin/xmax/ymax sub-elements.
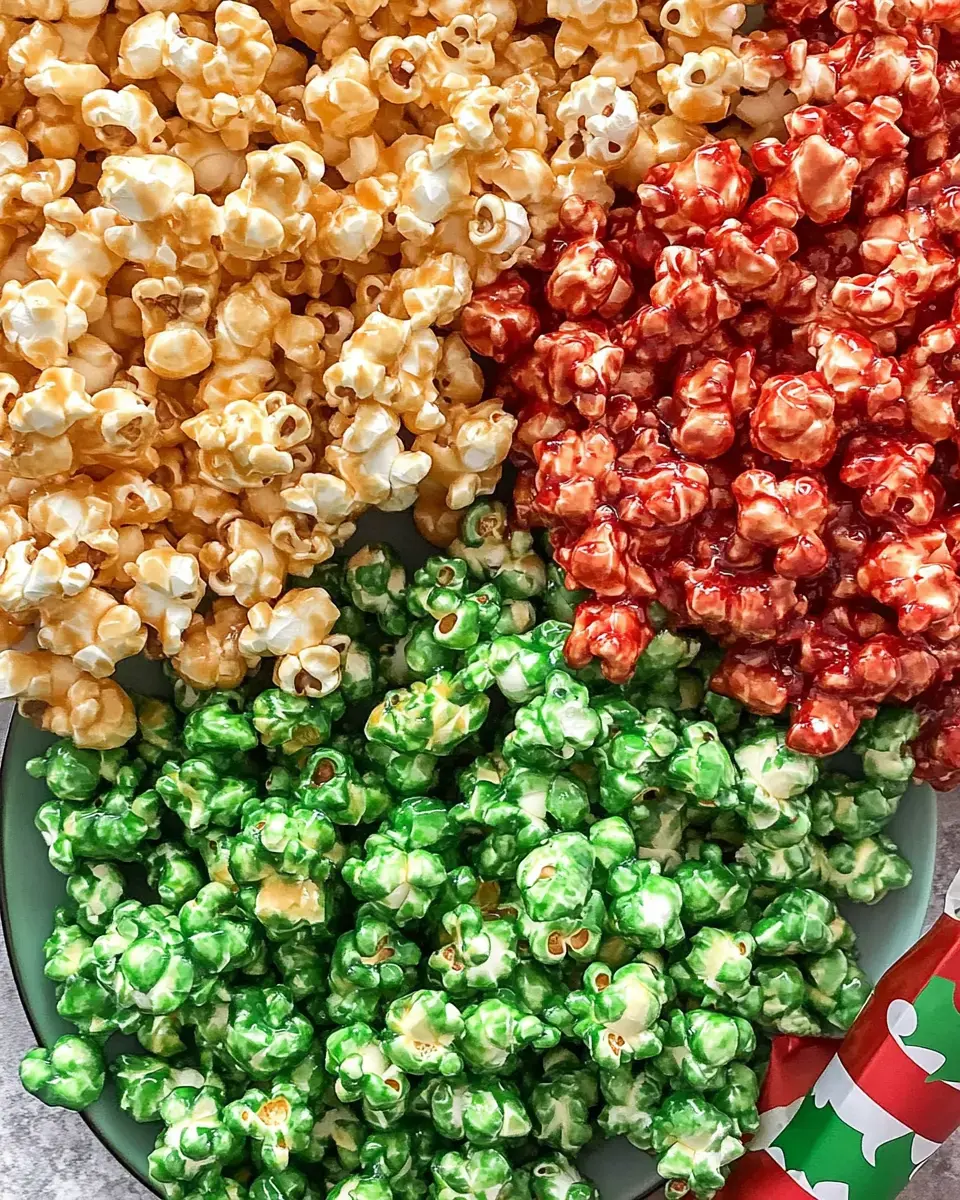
<box><xmin>460</xmin><ymin>272</ymin><xmax>540</xmax><ymax>363</ymax></box>
<box><xmin>750</xmin><ymin>373</ymin><xmax>838</xmax><ymax>467</ymax></box>
<box><xmin>465</xmin><ymin>16</ymin><xmax>960</xmax><ymax>769</ymax></box>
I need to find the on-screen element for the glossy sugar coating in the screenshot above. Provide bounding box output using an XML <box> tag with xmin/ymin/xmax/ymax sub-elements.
<box><xmin>15</xmin><ymin>510</ymin><xmax>921</xmax><ymax>1200</ymax></box>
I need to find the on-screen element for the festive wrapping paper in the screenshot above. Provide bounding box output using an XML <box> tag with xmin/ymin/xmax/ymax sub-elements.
<box><xmin>718</xmin><ymin>868</ymin><xmax>960</xmax><ymax>1200</ymax></box>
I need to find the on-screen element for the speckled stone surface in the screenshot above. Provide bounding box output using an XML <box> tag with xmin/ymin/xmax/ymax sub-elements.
<box><xmin>1</xmin><ymin>799</ymin><xmax>958</xmax><ymax>1200</ymax></box>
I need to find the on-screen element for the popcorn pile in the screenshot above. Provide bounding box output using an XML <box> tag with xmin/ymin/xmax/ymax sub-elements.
<box><xmin>461</xmin><ymin>5</ymin><xmax>960</xmax><ymax>781</ymax></box>
<box><xmin>18</xmin><ymin>506</ymin><xmax>917</xmax><ymax>1200</ymax></box>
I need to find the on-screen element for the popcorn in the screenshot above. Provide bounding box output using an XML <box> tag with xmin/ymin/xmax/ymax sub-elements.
<box><xmin>0</xmin><ymin>649</ymin><xmax>136</xmax><ymax>747</ymax></box>
<box><xmin>238</xmin><ymin>586</ymin><xmax>341</xmax><ymax>695</ymax></box>
<box><xmin>325</xmin><ymin>402</ymin><xmax>432</xmax><ymax>510</ymax></box>
<box><xmin>658</xmin><ymin>48</ymin><xmax>743</xmax><ymax>123</ymax></box>
<box><xmin>199</xmin><ymin>517</ymin><xmax>288</xmax><ymax>607</ymax></box>
<box><xmin>0</xmin><ymin>0</ymin><xmax>766</xmax><ymax>726</ymax></box>
<box><xmin>172</xmin><ymin>599</ymin><xmax>250</xmax><ymax>691</ymax></box>
<box><xmin>181</xmin><ymin>392</ymin><xmax>312</xmax><ymax>491</ymax></box>
<box><xmin>0</xmin><ymin>279</ymin><xmax>88</xmax><ymax>370</ymax></box>
<box><xmin>124</xmin><ymin>544</ymin><xmax>204</xmax><ymax>656</ymax></box>
<box><xmin>37</xmin><ymin>587</ymin><xmax>147</xmax><ymax>677</ymax></box>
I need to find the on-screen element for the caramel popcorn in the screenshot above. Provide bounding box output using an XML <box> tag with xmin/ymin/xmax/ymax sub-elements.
<box><xmin>238</xmin><ymin>585</ymin><xmax>341</xmax><ymax>696</ymax></box>
<box><xmin>0</xmin><ymin>0</ymin><xmax>764</xmax><ymax>722</ymax></box>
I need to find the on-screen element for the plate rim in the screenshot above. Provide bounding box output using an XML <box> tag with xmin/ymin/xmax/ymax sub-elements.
<box><xmin>0</xmin><ymin>700</ymin><xmax>156</xmax><ymax>1193</ymax></box>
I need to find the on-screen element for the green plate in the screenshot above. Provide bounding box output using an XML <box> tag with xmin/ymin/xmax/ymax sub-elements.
<box><xmin>0</xmin><ymin>654</ymin><xmax>938</xmax><ymax>1200</ymax></box>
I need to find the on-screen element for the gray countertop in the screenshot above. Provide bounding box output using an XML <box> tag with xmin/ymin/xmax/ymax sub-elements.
<box><xmin>1</xmin><ymin>800</ymin><xmax>958</xmax><ymax>1200</ymax></box>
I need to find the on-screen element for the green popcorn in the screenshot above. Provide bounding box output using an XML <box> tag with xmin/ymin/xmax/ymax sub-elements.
<box><xmin>248</xmin><ymin>1166</ymin><xmax>319</xmax><ymax>1200</ymax></box>
<box><xmin>519</xmin><ymin>889</ymin><xmax>606</xmax><ymax>965</ymax></box>
<box><xmin>528</xmin><ymin>1154</ymin><xmax>598</xmax><ymax>1200</ymax></box>
<box><xmin>450</xmin><ymin>500</ymin><xmax>546</xmax><ymax>600</ymax></box>
<box><xmin>629</xmin><ymin>794</ymin><xmax>688</xmax><ymax>872</ymax></box>
<box><xmin>137</xmin><ymin>1012</ymin><xmax>189</xmax><ymax>1057</ymax></box>
<box><xmin>147</xmin><ymin>843</ymin><xmax>205</xmax><ymax>910</ymax></box>
<box><xmin>708</xmin><ymin>1060</ymin><xmax>760</xmax><ymax>1136</ymax></box>
<box><xmin>136</xmin><ymin>696</ymin><xmax>181</xmax><ymax>765</ymax></box>
<box><xmin>734</xmin><ymin>725</ymin><xmax>818</xmax><ymax>844</ymax></box>
<box><xmin>516</xmin><ymin>833</ymin><xmax>594</xmax><ymax>921</ymax></box>
<box><xmin>745</xmin><ymin>961</ymin><xmax>808</xmax><ymax>1030</ymax></box>
<box><xmin>43</xmin><ymin>908</ymin><xmax>93</xmax><ymax>982</ymax></box>
<box><xmin>298</xmin><ymin>748</ymin><xmax>392</xmax><ymax>827</ymax></box>
<box><xmin>346</xmin><ymin>543</ymin><xmax>408</xmax><ymax>635</ymax></box>
<box><xmin>592</xmin><ymin>696</ymin><xmax>645</xmax><ymax>743</ymax></box>
<box><xmin>93</xmin><ymin>899</ymin><xmax>195</xmax><ymax>1014</ymax></box>
<box><xmin>529</xmin><ymin>1048</ymin><xmax>599</xmax><ymax>1155</ymax></box>
<box><xmin>509</xmin><ymin>961</ymin><xmax>575</xmax><ymax>1037</ymax></box>
<box><xmin>56</xmin><ymin>971</ymin><xmax>124</xmax><ymax>1039</ymax></box>
<box><xmin>566</xmin><ymin>960</ymin><xmax>671</xmax><ymax>1069</ymax></box>
<box><xmin>224</xmin><ymin>1084</ymin><xmax>313</xmax><ymax>1172</ymax></box>
<box><xmin>824</xmin><ymin>834</ymin><xmax>913</xmax><ymax>904</ymax></box>
<box><xmin>342</xmin><ymin>836</ymin><xmax>446</xmax><ymax>926</ymax></box>
<box><xmin>367</xmin><ymin>673</ymin><xmax>490</xmax><ymax>756</ymax></box>
<box><xmin>670</xmin><ymin>927</ymin><xmax>755</xmax><ymax>1001</ymax></box>
<box><xmin>20</xmin><ymin>1035</ymin><xmax>105</xmax><ymax>1111</ymax></box>
<box><xmin>654</xmin><ymin>1009</ymin><xmax>755</xmax><ymax>1091</ymax></box>
<box><xmin>810</xmin><ymin>774</ymin><xmax>900</xmax><ymax>841</ymax></box>
<box><xmin>26</xmin><ymin>739</ymin><xmax>122</xmax><ymax>801</ymax></box>
<box><xmin>735</xmin><ymin>836</ymin><xmax>819</xmax><ymax>887</ymax></box>
<box><xmin>429</xmin><ymin>904</ymin><xmax>517</xmax><ymax>994</ymax></box>
<box><xmin>148</xmin><ymin>1086</ymin><xmax>242</xmax><ymax>1186</ymax></box>
<box><xmin>408</xmin><ymin>557</ymin><xmax>471</xmax><ymax>618</ymax></box>
<box><xmin>752</xmin><ymin>888</ymin><xmax>848</xmax><ymax>956</ymax></box>
<box><xmin>156</xmin><ymin>759</ymin><xmax>257</xmax><ymax>833</ymax></box>
<box><xmin>36</xmin><ymin>783</ymin><xmax>161</xmax><ymax>873</ymax></box>
<box><xmin>224</xmin><ymin>986</ymin><xmax>312</xmax><ymax>1081</ymax></box>
<box><xmin>335</xmin><ymin>636</ymin><xmax>378</xmax><ymax>703</ymax></box>
<box><xmin>299</xmin><ymin>1102</ymin><xmax>365</xmax><ymax>1168</ymax></box>
<box><xmin>503</xmin><ymin>672</ymin><xmax>601</xmax><ymax>769</ymax></box>
<box><xmin>180</xmin><ymin>883</ymin><xmax>261</xmax><ymax>975</ymax></box>
<box><xmin>237</xmin><ymin>863</ymin><xmax>337</xmax><ymax>941</ymax></box>
<box><xmin>544</xmin><ymin>563</ymin><xmax>589</xmax><ymax>623</ymax></box>
<box><xmin>461</xmin><ymin>623</ymin><xmax>569</xmax><ymax>705</ymax></box>
<box><xmin>328</xmin><ymin>1178</ymin><xmax>392</xmax><ymax>1200</ymax></box>
<box><xmin>365</xmin><ymin>742</ymin><xmax>439</xmax><ymax>797</ymax></box>
<box><xmin>178</xmin><ymin>1171</ymin><xmax>250</xmax><ymax>1200</ymax></box>
<box><xmin>383</xmin><ymin>988</ymin><xmax>464</xmax><ymax>1076</ymax></box>
<box><xmin>430</xmin><ymin>1148</ymin><xmax>515</xmax><ymax>1200</ymax></box>
<box><xmin>187</xmin><ymin>829</ymin><xmax>237</xmax><ymax>888</ymax></box>
<box><xmin>379</xmin><ymin>795</ymin><xmax>454</xmax><ymax>851</ymax></box>
<box><xmin>393</xmin><ymin>620</ymin><xmax>458</xmax><ymax>682</ymax></box>
<box><xmin>700</xmin><ymin>691</ymin><xmax>742</xmax><ymax>735</ymax></box>
<box><xmin>429</xmin><ymin>1074</ymin><xmax>531</xmax><ymax>1145</ymax></box>
<box><xmin>325</xmin><ymin>1022</ymin><xmax>409</xmax><ymax>1115</ymax></box>
<box><xmin>499</xmin><ymin>764</ymin><xmax>591</xmax><ymax>837</ymax></box>
<box><xmin>597</xmin><ymin>1065</ymin><xmax>663</xmax><ymax>1149</ymax></box>
<box><xmin>230</xmin><ymin>797</ymin><xmax>337</xmax><ymax>880</ymax></box>
<box><xmin>495</xmin><ymin>599</ymin><xmax>537</xmax><ymax>637</ymax></box>
<box><xmin>273</xmin><ymin>1035</ymin><xmax>329</xmax><ymax>1101</ymax></box>
<box><xmin>459</xmin><ymin>991</ymin><xmax>560</xmax><ymax>1073</ymax></box>
<box><xmin>606</xmin><ymin>859</ymin><xmax>685</xmax><ymax>950</ymax></box>
<box><xmin>804</xmin><ymin>948</ymin><xmax>870</xmax><ymax>1032</ymax></box>
<box><xmin>673</xmin><ymin>842</ymin><xmax>749</xmax><ymax>926</ymax></box>
<box><xmin>357</xmin><ymin>1125</ymin><xmax>434</xmax><ymax>1199</ymax></box>
<box><xmin>183</xmin><ymin>702</ymin><xmax>258</xmax><ymax>756</ymax></box>
<box><xmin>853</xmin><ymin>707</ymin><xmax>920</xmax><ymax>791</ymax></box>
<box><xmin>664</xmin><ymin>721</ymin><xmax>738</xmax><ymax>809</ymax></box>
<box><xmin>115</xmin><ymin>1054</ymin><xmax>210</xmax><ymax>1122</ymax></box>
<box><xmin>328</xmin><ymin>918</ymin><xmax>420</xmax><ymax>1025</ymax></box>
<box><xmin>591</xmin><ymin>716</ymin><xmax>679</xmax><ymax>816</ymax></box>
<box><xmin>66</xmin><ymin>861</ymin><xmax>126</xmax><ymax>934</ymax></box>
<box><xmin>271</xmin><ymin>929</ymin><xmax>330</xmax><ymax>1002</ymax></box>
<box><xmin>650</xmin><ymin>1093</ymin><xmax>744</xmax><ymax>1196</ymax></box>
<box><xmin>252</xmin><ymin>690</ymin><xmax>340</xmax><ymax>755</ymax></box>
<box><xmin>588</xmin><ymin>817</ymin><xmax>636</xmax><ymax>885</ymax></box>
